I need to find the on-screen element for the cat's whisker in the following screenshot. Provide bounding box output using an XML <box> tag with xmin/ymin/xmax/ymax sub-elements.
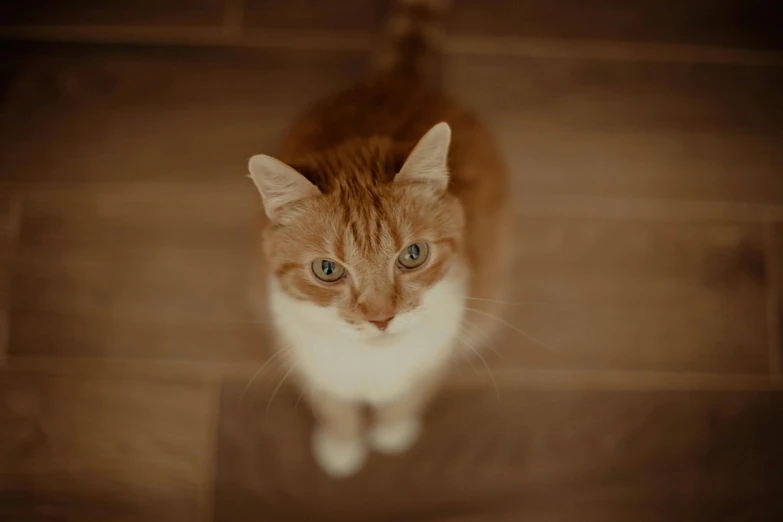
<box><xmin>454</xmin><ymin>333</ymin><xmax>481</xmax><ymax>377</ymax></box>
<box><xmin>459</xmin><ymin>326</ymin><xmax>489</xmax><ymax>359</ymax></box>
<box><xmin>461</xmin><ymin>306</ymin><xmax>558</xmax><ymax>353</ymax></box>
<box><xmin>221</xmin><ymin>319</ymin><xmax>273</xmax><ymax>325</ymax></box>
<box><xmin>455</xmin><ymin>331</ymin><xmax>500</xmax><ymax>405</ymax></box>
<box><xmin>294</xmin><ymin>387</ymin><xmax>309</xmax><ymax>411</ymax></box>
<box><xmin>238</xmin><ymin>346</ymin><xmax>290</xmax><ymax>408</ymax></box>
<box><xmin>266</xmin><ymin>363</ymin><xmax>298</xmax><ymax>420</ymax></box>
<box><xmin>461</xmin><ymin>317</ymin><xmax>507</xmax><ymax>361</ymax></box>
<box><xmin>461</xmin><ymin>296</ymin><xmax>570</xmax><ymax>310</ymax></box>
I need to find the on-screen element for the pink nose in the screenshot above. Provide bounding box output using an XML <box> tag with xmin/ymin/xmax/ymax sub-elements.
<box><xmin>368</xmin><ymin>316</ymin><xmax>395</xmax><ymax>331</ymax></box>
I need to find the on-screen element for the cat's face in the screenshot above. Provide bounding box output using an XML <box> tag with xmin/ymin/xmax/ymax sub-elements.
<box><xmin>264</xmin><ymin>182</ymin><xmax>464</xmax><ymax>339</ymax></box>
<box><xmin>250</xmin><ymin>122</ymin><xmax>463</xmax><ymax>339</ymax></box>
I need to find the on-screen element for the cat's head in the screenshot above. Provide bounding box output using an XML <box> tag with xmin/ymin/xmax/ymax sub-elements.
<box><xmin>248</xmin><ymin>122</ymin><xmax>465</xmax><ymax>339</ymax></box>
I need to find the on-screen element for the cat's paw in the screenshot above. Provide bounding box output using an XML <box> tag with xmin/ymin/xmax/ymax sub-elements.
<box><xmin>368</xmin><ymin>418</ymin><xmax>421</xmax><ymax>454</ymax></box>
<box><xmin>311</xmin><ymin>429</ymin><xmax>367</xmax><ymax>478</ymax></box>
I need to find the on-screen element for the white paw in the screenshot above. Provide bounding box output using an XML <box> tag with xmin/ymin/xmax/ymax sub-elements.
<box><xmin>311</xmin><ymin>430</ymin><xmax>367</xmax><ymax>478</ymax></box>
<box><xmin>369</xmin><ymin>418</ymin><xmax>421</xmax><ymax>454</ymax></box>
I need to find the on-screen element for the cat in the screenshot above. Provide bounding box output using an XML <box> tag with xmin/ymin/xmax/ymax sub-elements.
<box><xmin>247</xmin><ymin>0</ymin><xmax>511</xmax><ymax>478</ymax></box>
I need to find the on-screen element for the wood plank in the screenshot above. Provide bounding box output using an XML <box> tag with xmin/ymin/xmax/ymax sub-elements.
<box><xmin>771</xmin><ymin>223</ymin><xmax>783</xmax><ymax>377</ymax></box>
<box><xmin>243</xmin><ymin>0</ymin><xmax>384</xmax><ymax>34</ymax></box>
<box><xmin>5</xmin><ymin>0</ymin><xmax>781</xmax><ymax>54</ymax></box>
<box><xmin>3</xmin><ymin>45</ymin><xmax>781</xmax><ymax>205</ymax></box>
<box><xmin>213</xmin><ymin>379</ymin><xmax>783</xmax><ymax>521</ymax></box>
<box><xmin>241</xmin><ymin>0</ymin><xmax>783</xmax><ymax>52</ymax></box>
<box><xmin>0</xmin><ymin>195</ymin><xmax>21</xmax><ymax>361</ymax></box>
<box><xmin>0</xmin><ymin>45</ymin><xmax>365</xmax><ymax>184</ymax></box>
<box><xmin>0</xmin><ymin>0</ymin><xmax>225</xmax><ymax>28</ymax></box>
<box><xmin>448</xmin><ymin>56</ymin><xmax>783</xmax><ymax>134</ymax></box>
<box><xmin>483</xmin><ymin>217</ymin><xmax>771</xmax><ymax>375</ymax></box>
<box><xmin>1</xmin><ymin>44</ymin><xmax>778</xmax><ymax>374</ymax></box>
<box><xmin>8</xmin><ymin>184</ymin><xmax>271</xmax><ymax>362</ymax></box>
<box><xmin>8</xmin><ymin>184</ymin><xmax>771</xmax><ymax>376</ymax></box>
<box><xmin>446</xmin><ymin>55</ymin><xmax>783</xmax><ymax>204</ymax></box>
<box><xmin>448</xmin><ymin>0</ymin><xmax>783</xmax><ymax>50</ymax></box>
<box><xmin>0</xmin><ymin>369</ymin><xmax>216</xmax><ymax>522</ymax></box>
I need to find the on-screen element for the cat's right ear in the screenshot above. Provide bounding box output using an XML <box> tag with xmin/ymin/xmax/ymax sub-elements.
<box><xmin>395</xmin><ymin>122</ymin><xmax>451</xmax><ymax>194</ymax></box>
<box><xmin>248</xmin><ymin>155</ymin><xmax>321</xmax><ymax>220</ymax></box>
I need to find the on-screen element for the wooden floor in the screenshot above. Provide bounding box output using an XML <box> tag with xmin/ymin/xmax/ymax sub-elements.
<box><xmin>1</xmin><ymin>1</ymin><xmax>783</xmax><ymax>521</ymax></box>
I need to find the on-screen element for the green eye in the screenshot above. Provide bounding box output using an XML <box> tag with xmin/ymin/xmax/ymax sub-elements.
<box><xmin>398</xmin><ymin>241</ymin><xmax>429</xmax><ymax>269</ymax></box>
<box><xmin>312</xmin><ymin>259</ymin><xmax>346</xmax><ymax>282</ymax></box>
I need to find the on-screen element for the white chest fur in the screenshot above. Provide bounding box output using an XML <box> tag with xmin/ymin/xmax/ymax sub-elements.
<box><xmin>267</xmin><ymin>272</ymin><xmax>467</xmax><ymax>405</ymax></box>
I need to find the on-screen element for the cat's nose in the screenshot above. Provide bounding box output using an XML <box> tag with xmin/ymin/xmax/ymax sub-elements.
<box><xmin>368</xmin><ymin>316</ymin><xmax>395</xmax><ymax>331</ymax></box>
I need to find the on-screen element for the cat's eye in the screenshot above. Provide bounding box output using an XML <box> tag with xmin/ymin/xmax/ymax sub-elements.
<box><xmin>397</xmin><ymin>241</ymin><xmax>429</xmax><ymax>269</ymax></box>
<box><xmin>312</xmin><ymin>259</ymin><xmax>346</xmax><ymax>283</ymax></box>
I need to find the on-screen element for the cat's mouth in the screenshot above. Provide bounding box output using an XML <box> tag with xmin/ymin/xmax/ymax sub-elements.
<box><xmin>353</xmin><ymin>324</ymin><xmax>402</xmax><ymax>341</ymax></box>
<box><xmin>358</xmin><ymin>326</ymin><xmax>391</xmax><ymax>337</ymax></box>
<box><xmin>341</xmin><ymin>311</ymin><xmax>417</xmax><ymax>339</ymax></box>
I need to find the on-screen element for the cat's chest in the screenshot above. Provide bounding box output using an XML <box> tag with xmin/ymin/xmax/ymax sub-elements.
<box><xmin>291</xmin><ymin>328</ymin><xmax>456</xmax><ymax>405</ymax></box>
<box><xmin>267</xmin><ymin>270</ymin><xmax>467</xmax><ymax>404</ymax></box>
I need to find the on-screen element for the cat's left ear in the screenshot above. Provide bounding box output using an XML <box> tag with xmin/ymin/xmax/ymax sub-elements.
<box><xmin>248</xmin><ymin>154</ymin><xmax>321</xmax><ymax>220</ymax></box>
<box><xmin>395</xmin><ymin>122</ymin><xmax>451</xmax><ymax>193</ymax></box>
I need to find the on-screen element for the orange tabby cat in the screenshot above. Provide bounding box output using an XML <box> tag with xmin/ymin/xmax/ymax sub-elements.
<box><xmin>248</xmin><ymin>0</ymin><xmax>510</xmax><ymax>477</ymax></box>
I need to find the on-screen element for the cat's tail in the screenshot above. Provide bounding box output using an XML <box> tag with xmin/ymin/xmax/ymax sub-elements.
<box><xmin>372</xmin><ymin>0</ymin><xmax>450</xmax><ymax>80</ymax></box>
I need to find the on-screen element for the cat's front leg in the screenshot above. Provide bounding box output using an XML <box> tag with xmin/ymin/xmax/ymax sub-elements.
<box><xmin>306</xmin><ymin>389</ymin><xmax>366</xmax><ymax>478</ymax></box>
<box><xmin>368</xmin><ymin>369</ymin><xmax>444</xmax><ymax>455</ymax></box>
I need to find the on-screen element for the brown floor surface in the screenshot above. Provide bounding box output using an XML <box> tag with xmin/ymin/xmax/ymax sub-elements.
<box><xmin>1</xmin><ymin>2</ymin><xmax>783</xmax><ymax>520</ymax></box>
<box><xmin>215</xmin><ymin>382</ymin><xmax>783</xmax><ymax>522</ymax></box>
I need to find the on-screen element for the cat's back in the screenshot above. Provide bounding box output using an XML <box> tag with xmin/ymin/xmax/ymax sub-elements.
<box><xmin>279</xmin><ymin>76</ymin><xmax>456</xmax><ymax>153</ymax></box>
<box><xmin>278</xmin><ymin>75</ymin><xmax>508</xmax><ymax>200</ymax></box>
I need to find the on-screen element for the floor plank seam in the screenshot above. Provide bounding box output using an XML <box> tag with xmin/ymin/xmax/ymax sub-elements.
<box><xmin>3</xmin><ymin>181</ymin><xmax>783</xmax><ymax>223</ymax></box>
<box><xmin>445</xmin><ymin>35</ymin><xmax>783</xmax><ymax>67</ymax></box>
<box><xmin>456</xmin><ymin>368</ymin><xmax>783</xmax><ymax>392</ymax></box>
<box><xmin>198</xmin><ymin>376</ymin><xmax>223</xmax><ymax>522</ymax></box>
<box><xmin>513</xmin><ymin>196</ymin><xmax>783</xmax><ymax>223</ymax></box>
<box><xmin>6</xmin><ymin>357</ymin><xmax>783</xmax><ymax>392</ymax></box>
<box><xmin>0</xmin><ymin>194</ymin><xmax>22</xmax><ymax>365</ymax></box>
<box><xmin>1</xmin><ymin>26</ymin><xmax>782</xmax><ymax>67</ymax></box>
<box><xmin>763</xmin><ymin>217</ymin><xmax>782</xmax><ymax>381</ymax></box>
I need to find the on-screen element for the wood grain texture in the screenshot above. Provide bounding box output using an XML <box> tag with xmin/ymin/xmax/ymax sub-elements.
<box><xmin>213</xmin><ymin>379</ymin><xmax>783</xmax><ymax>521</ymax></box>
<box><xmin>772</xmin><ymin>223</ymin><xmax>783</xmax><ymax>377</ymax></box>
<box><xmin>4</xmin><ymin>1</ymin><xmax>782</xmax><ymax>52</ymax></box>
<box><xmin>0</xmin><ymin>195</ymin><xmax>21</xmax><ymax>361</ymax></box>
<box><xmin>0</xmin><ymin>370</ymin><xmax>216</xmax><ymax>522</ymax></box>
<box><xmin>446</xmin><ymin>55</ymin><xmax>783</xmax><ymax>204</ymax></box>
<box><xmin>0</xmin><ymin>45</ymin><xmax>366</xmax><ymax>184</ymax></box>
<box><xmin>0</xmin><ymin>13</ymin><xmax>781</xmax><ymax>522</ymax></box>
<box><xmin>8</xmin><ymin>184</ymin><xmax>771</xmax><ymax>376</ymax></box>
<box><xmin>243</xmin><ymin>0</ymin><xmax>385</xmax><ymax>34</ymax></box>
<box><xmin>0</xmin><ymin>1</ymin><xmax>782</xmax><ymax>519</ymax></box>
<box><xmin>484</xmin><ymin>218</ymin><xmax>771</xmax><ymax>374</ymax></box>
<box><xmin>448</xmin><ymin>56</ymin><xmax>783</xmax><ymax>134</ymax></box>
<box><xmin>9</xmin><ymin>184</ymin><xmax>270</xmax><ymax>362</ymax></box>
<box><xmin>447</xmin><ymin>0</ymin><xmax>783</xmax><ymax>50</ymax></box>
<box><xmin>243</xmin><ymin>0</ymin><xmax>783</xmax><ymax>52</ymax></box>
<box><xmin>0</xmin><ymin>0</ymin><xmax>225</xmax><ymax>28</ymax></box>
<box><xmin>3</xmin><ymin>45</ymin><xmax>781</xmax><ymax>205</ymax></box>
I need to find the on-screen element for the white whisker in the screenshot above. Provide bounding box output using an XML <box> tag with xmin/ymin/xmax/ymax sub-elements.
<box><xmin>462</xmin><ymin>306</ymin><xmax>558</xmax><ymax>353</ymax></box>
<box><xmin>238</xmin><ymin>346</ymin><xmax>290</xmax><ymax>407</ymax></box>
<box><xmin>461</xmin><ymin>296</ymin><xmax>569</xmax><ymax>309</ymax></box>
<box><xmin>456</xmin><ymin>331</ymin><xmax>500</xmax><ymax>404</ymax></box>
<box><xmin>461</xmin><ymin>317</ymin><xmax>507</xmax><ymax>361</ymax></box>
<box><xmin>294</xmin><ymin>387</ymin><xmax>308</xmax><ymax>411</ymax></box>
<box><xmin>266</xmin><ymin>362</ymin><xmax>298</xmax><ymax>419</ymax></box>
<box><xmin>455</xmin><ymin>332</ymin><xmax>481</xmax><ymax>376</ymax></box>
